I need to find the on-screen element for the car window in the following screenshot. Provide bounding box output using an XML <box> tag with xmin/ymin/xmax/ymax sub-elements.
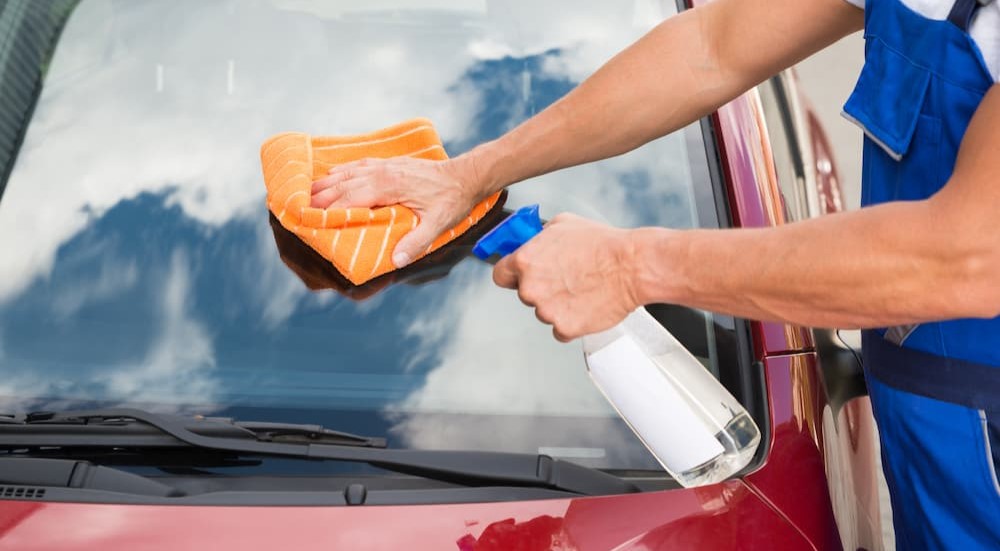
<box><xmin>0</xmin><ymin>0</ymin><xmax>736</xmax><ymax>473</ymax></box>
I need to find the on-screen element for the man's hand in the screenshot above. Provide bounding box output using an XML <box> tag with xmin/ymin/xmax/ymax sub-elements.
<box><xmin>493</xmin><ymin>214</ymin><xmax>644</xmax><ymax>342</ymax></box>
<box><xmin>311</xmin><ymin>156</ymin><xmax>486</xmax><ymax>268</ymax></box>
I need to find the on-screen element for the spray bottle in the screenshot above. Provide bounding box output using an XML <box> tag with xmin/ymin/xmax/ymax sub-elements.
<box><xmin>473</xmin><ymin>205</ymin><xmax>760</xmax><ymax>487</ymax></box>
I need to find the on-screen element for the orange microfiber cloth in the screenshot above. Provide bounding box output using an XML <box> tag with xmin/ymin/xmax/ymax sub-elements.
<box><xmin>260</xmin><ymin>118</ymin><xmax>501</xmax><ymax>285</ymax></box>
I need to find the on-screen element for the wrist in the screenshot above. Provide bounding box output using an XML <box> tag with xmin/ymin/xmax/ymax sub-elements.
<box><xmin>452</xmin><ymin>141</ymin><xmax>507</xmax><ymax>201</ymax></box>
<box><xmin>626</xmin><ymin>227</ymin><xmax>687</xmax><ymax>307</ymax></box>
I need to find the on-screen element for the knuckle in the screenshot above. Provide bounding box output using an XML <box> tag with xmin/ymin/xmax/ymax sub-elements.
<box><xmin>511</xmin><ymin>251</ymin><xmax>532</xmax><ymax>270</ymax></box>
<box><xmin>554</xmin><ymin>318</ymin><xmax>580</xmax><ymax>342</ymax></box>
<box><xmin>550</xmin><ymin>312</ymin><xmax>566</xmax><ymax>331</ymax></box>
<box><xmin>492</xmin><ymin>267</ymin><xmax>506</xmax><ymax>287</ymax></box>
<box><xmin>492</xmin><ymin>261</ymin><xmax>514</xmax><ymax>288</ymax></box>
<box><xmin>535</xmin><ymin>305</ymin><xmax>554</xmax><ymax>324</ymax></box>
<box><xmin>520</xmin><ymin>281</ymin><xmax>545</xmax><ymax>303</ymax></box>
<box><xmin>518</xmin><ymin>284</ymin><xmax>538</xmax><ymax>305</ymax></box>
<box><xmin>386</xmin><ymin>165</ymin><xmax>403</xmax><ymax>183</ymax></box>
<box><xmin>563</xmin><ymin>320</ymin><xmax>582</xmax><ymax>339</ymax></box>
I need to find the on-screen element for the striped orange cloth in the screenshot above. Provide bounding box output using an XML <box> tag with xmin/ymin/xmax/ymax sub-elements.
<box><xmin>260</xmin><ymin>118</ymin><xmax>501</xmax><ymax>285</ymax></box>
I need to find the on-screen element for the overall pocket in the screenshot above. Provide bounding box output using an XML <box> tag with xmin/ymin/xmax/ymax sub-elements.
<box><xmin>844</xmin><ymin>37</ymin><xmax>931</xmax><ymax>160</ymax></box>
<box><xmin>844</xmin><ymin>37</ymin><xmax>945</xmax><ymax>204</ymax></box>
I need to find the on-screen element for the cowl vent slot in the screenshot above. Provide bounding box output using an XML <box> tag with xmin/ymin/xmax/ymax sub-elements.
<box><xmin>0</xmin><ymin>486</ymin><xmax>47</xmax><ymax>499</ymax></box>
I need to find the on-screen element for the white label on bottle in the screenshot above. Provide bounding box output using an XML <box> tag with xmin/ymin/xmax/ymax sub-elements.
<box><xmin>587</xmin><ymin>336</ymin><xmax>725</xmax><ymax>474</ymax></box>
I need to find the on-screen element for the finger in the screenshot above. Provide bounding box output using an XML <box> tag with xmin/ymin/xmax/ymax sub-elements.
<box><xmin>515</xmin><ymin>287</ymin><xmax>537</xmax><ymax>308</ymax></box>
<box><xmin>310</xmin><ymin>179</ymin><xmax>355</xmax><ymax>207</ymax></box>
<box><xmin>391</xmin><ymin>218</ymin><xmax>446</xmax><ymax>268</ymax></box>
<box><xmin>553</xmin><ymin>327</ymin><xmax>573</xmax><ymax>343</ymax></box>
<box><xmin>326</xmin><ymin>158</ymin><xmax>374</xmax><ymax>175</ymax></box>
<box><xmin>311</xmin><ymin>177</ymin><xmax>339</xmax><ymax>195</ymax></box>
<box><xmin>547</xmin><ymin>212</ymin><xmax>580</xmax><ymax>226</ymax></box>
<box><xmin>492</xmin><ymin>256</ymin><xmax>520</xmax><ymax>290</ymax></box>
<box><xmin>323</xmin><ymin>176</ymin><xmax>386</xmax><ymax>209</ymax></box>
<box><xmin>311</xmin><ymin>177</ymin><xmax>382</xmax><ymax>209</ymax></box>
<box><xmin>310</xmin><ymin>185</ymin><xmax>342</xmax><ymax>208</ymax></box>
<box><xmin>311</xmin><ymin>167</ymin><xmax>375</xmax><ymax>195</ymax></box>
<box><xmin>534</xmin><ymin>307</ymin><xmax>552</xmax><ymax>325</ymax></box>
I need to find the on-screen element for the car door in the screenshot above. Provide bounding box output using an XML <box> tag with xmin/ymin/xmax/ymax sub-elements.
<box><xmin>756</xmin><ymin>71</ymin><xmax>887</xmax><ymax>550</ymax></box>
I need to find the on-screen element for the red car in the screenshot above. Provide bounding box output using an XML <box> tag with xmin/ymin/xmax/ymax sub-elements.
<box><xmin>0</xmin><ymin>1</ymin><xmax>883</xmax><ymax>549</ymax></box>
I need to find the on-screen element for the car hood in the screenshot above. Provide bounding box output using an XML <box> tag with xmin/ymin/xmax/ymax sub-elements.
<box><xmin>0</xmin><ymin>481</ymin><xmax>806</xmax><ymax>550</ymax></box>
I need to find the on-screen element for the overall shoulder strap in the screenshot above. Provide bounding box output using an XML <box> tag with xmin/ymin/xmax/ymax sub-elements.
<box><xmin>948</xmin><ymin>0</ymin><xmax>993</xmax><ymax>31</ymax></box>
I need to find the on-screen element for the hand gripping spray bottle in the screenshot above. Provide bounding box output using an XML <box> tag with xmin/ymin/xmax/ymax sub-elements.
<box><xmin>473</xmin><ymin>205</ymin><xmax>760</xmax><ymax>487</ymax></box>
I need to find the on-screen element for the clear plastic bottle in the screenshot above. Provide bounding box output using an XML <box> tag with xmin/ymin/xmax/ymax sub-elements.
<box><xmin>582</xmin><ymin>307</ymin><xmax>759</xmax><ymax>487</ymax></box>
<box><xmin>474</xmin><ymin>205</ymin><xmax>761</xmax><ymax>487</ymax></box>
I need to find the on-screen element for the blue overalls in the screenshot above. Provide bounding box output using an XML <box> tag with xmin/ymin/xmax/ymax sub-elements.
<box><xmin>842</xmin><ymin>0</ymin><xmax>1000</xmax><ymax>547</ymax></box>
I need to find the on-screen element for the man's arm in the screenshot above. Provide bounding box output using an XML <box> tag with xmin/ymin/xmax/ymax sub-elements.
<box><xmin>494</xmin><ymin>86</ymin><xmax>1000</xmax><ymax>340</ymax></box>
<box><xmin>468</xmin><ymin>0</ymin><xmax>863</xmax><ymax>191</ymax></box>
<box><xmin>638</xmin><ymin>85</ymin><xmax>1000</xmax><ymax>328</ymax></box>
<box><xmin>311</xmin><ymin>0</ymin><xmax>863</xmax><ymax>267</ymax></box>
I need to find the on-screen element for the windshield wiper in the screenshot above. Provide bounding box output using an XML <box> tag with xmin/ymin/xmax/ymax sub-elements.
<box><xmin>0</xmin><ymin>411</ymin><xmax>386</xmax><ymax>448</ymax></box>
<box><xmin>0</xmin><ymin>409</ymin><xmax>637</xmax><ymax>496</ymax></box>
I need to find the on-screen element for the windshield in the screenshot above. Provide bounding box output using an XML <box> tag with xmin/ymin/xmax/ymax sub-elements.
<box><xmin>0</xmin><ymin>0</ymin><xmax>734</xmax><ymax>473</ymax></box>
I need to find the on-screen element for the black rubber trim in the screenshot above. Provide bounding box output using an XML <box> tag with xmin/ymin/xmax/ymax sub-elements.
<box><xmin>699</xmin><ymin>111</ymin><xmax>771</xmax><ymax>474</ymax></box>
<box><xmin>0</xmin><ymin>457</ymin><xmax>180</xmax><ymax>497</ymax></box>
<box><xmin>0</xmin><ymin>0</ymin><xmax>80</xmax><ymax>200</ymax></box>
<box><xmin>0</xmin><ymin>409</ymin><xmax>638</xmax><ymax>496</ymax></box>
<box><xmin>0</xmin><ymin>485</ymin><xmax>580</xmax><ymax>506</ymax></box>
<box><xmin>767</xmin><ymin>75</ymin><xmax>807</xmax><ymax>186</ymax></box>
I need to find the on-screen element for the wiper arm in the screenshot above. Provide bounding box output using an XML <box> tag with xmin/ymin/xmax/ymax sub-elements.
<box><xmin>0</xmin><ymin>409</ymin><xmax>636</xmax><ymax>496</ymax></box>
<box><xmin>1</xmin><ymin>411</ymin><xmax>386</xmax><ymax>448</ymax></box>
<box><xmin>235</xmin><ymin>421</ymin><xmax>385</xmax><ymax>447</ymax></box>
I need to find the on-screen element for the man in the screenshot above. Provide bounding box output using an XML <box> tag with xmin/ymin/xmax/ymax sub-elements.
<box><xmin>311</xmin><ymin>0</ymin><xmax>1000</xmax><ymax>547</ymax></box>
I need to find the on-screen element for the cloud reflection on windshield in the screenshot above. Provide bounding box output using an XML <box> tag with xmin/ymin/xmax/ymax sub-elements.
<box><xmin>0</xmin><ymin>0</ymin><xmax>691</xmax><ymax>464</ymax></box>
<box><xmin>97</xmin><ymin>249</ymin><xmax>220</xmax><ymax>410</ymax></box>
<box><xmin>0</xmin><ymin>248</ymin><xmax>219</xmax><ymax>414</ymax></box>
<box><xmin>49</xmin><ymin>248</ymin><xmax>139</xmax><ymax>321</ymax></box>
<box><xmin>0</xmin><ymin>0</ymin><xmax>683</xmax><ymax>304</ymax></box>
<box><xmin>0</xmin><ymin>0</ymin><xmax>496</xmax><ymax>303</ymax></box>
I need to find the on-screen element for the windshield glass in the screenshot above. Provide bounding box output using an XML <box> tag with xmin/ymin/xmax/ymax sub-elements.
<box><xmin>0</xmin><ymin>0</ymin><xmax>731</xmax><ymax>472</ymax></box>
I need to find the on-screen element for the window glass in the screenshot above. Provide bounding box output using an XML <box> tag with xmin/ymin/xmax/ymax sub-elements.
<box><xmin>0</xmin><ymin>0</ymin><xmax>731</xmax><ymax>472</ymax></box>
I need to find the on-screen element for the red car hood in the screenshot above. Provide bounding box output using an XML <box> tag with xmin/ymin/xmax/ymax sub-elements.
<box><xmin>0</xmin><ymin>480</ymin><xmax>807</xmax><ymax>550</ymax></box>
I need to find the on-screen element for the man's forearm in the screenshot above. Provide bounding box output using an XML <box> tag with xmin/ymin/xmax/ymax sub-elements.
<box><xmin>632</xmin><ymin>85</ymin><xmax>1000</xmax><ymax>329</ymax></box>
<box><xmin>457</xmin><ymin>0</ymin><xmax>863</xmax><ymax>195</ymax></box>
<box><xmin>632</xmin><ymin>199</ymin><xmax>999</xmax><ymax>329</ymax></box>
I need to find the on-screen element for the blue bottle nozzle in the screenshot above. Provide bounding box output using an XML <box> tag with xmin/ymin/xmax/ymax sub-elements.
<box><xmin>473</xmin><ymin>204</ymin><xmax>543</xmax><ymax>260</ymax></box>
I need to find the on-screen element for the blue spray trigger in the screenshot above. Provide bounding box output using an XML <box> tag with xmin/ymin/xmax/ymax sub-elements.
<box><xmin>473</xmin><ymin>204</ymin><xmax>543</xmax><ymax>260</ymax></box>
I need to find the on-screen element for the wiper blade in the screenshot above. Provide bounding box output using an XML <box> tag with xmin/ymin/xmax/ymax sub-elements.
<box><xmin>235</xmin><ymin>421</ymin><xmax>385</xmax><ymax>447</ymax></box>
<box><xmin>0</xmin><ymin>409</ymin><xmax>636</xmax><ymax>496</ymax></box>
<box><xmin>0</xmin><ymin>410</ymin><xmax>386</xmax><ymax>448</ymax></box>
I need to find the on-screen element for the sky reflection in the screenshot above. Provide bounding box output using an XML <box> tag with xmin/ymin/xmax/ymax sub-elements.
<box><xmin>0</xmin><ymin>0</ymin><xmax>703</xmax><ymax>468</ymax></box>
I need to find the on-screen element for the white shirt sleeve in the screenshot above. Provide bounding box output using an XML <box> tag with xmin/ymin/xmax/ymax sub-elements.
<box><xmin>841</xmin><ymin>0</ymin><xmax>997</xmax><ymax>81</ymax></box>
